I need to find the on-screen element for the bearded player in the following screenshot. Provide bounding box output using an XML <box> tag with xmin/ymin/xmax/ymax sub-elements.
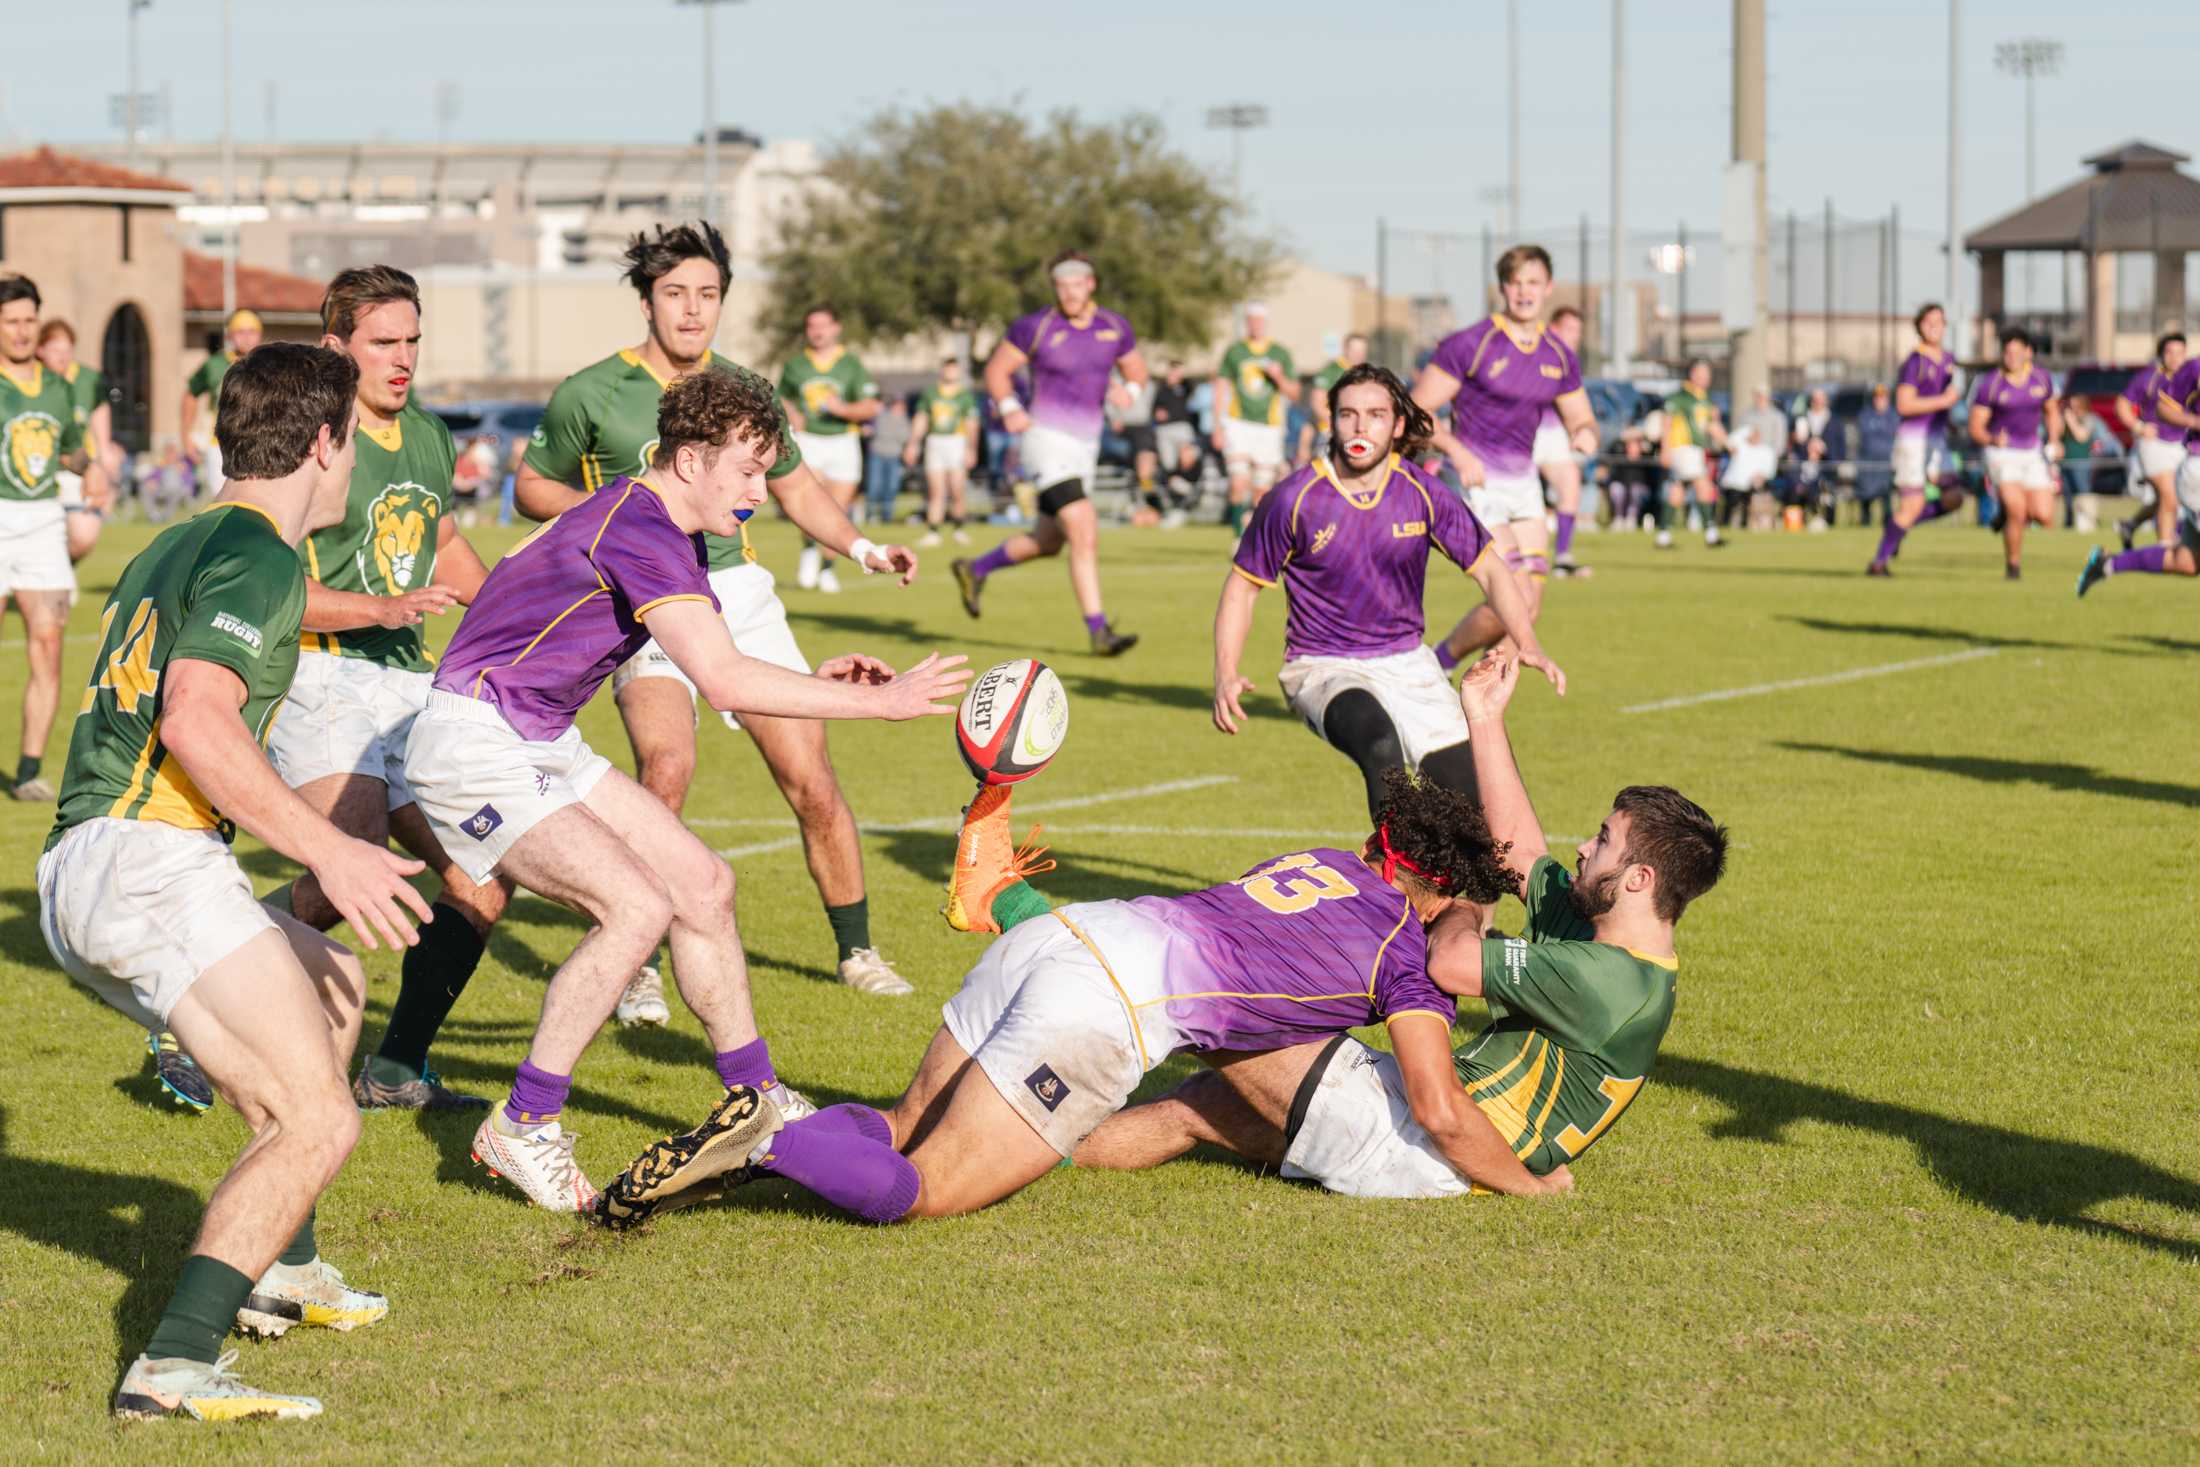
<box><xmin>1077</xmin><ymin>653</ymin><xmax>1727</xmax><ymax>1200</ymax></box>
<box><xmin>515</xmin><ymin>223</ymin><xmax>920</xmax><ymax>1004</ymax></box>
<box><xmin>1970</xmin><ymin>329</ymin><xmax>2060</xmax><ymax>581</ymax></box>
<box><xmin>1214</xmin><ymin>301</ymin><xmax>1300</xmax><ymax>532</ymax></box>
<box><xmin>955</xmin><ymin>250</ymin><xmax>1145</xmax><ymax>656</ymax></box>
<box><xmin>779</xmin><ymin>305</ymin><xmax>881</xmax><ymax>594</ymax></box>
<box><xmin>1867</xmin><ymin>303</ymin><xmax>1968</xmax><ymax>577</ymax></box>
<box><xmin>596</xmin><ymin>752</ymin><xmax>1568</xmax><ymax>1227</ymax></box>
<box><xmin>1214</xmin><ymin>366</ymin><xmax>1562</xmax><ymax>822</ymax></box>
<box><xmin>1412</xmin><ymin>246</ymin><xmax>1598</xmax><ymax>671</ymax></box>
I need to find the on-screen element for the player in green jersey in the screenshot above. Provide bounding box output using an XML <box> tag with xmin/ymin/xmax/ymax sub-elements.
<box><xmin>1658</xmin><ymin>358</ymin><xmax>1727</xmax><ymax>549</ymax></box>
<box><xmin>35</xmin><ymin>317</ymin><xmax>114</xmax><ymax>562</ymax></box>
<box><xmin>908</xmin><ymin>355</ymin><xmax>979</xmax><ymax>546</ymax></box>
<box><xmin>182</xmin><ymin>308</ymin><xmax>264</xmax><ymax>490</ymax></box>
<box><xmin>39</xmin><ymin>343</ymin><xmax>433</xmax><ymax>1423</ymax></box>
<box><xmin>514</xmin><ymin>222</ymin><xmax>922</xmax><ymax>1003</ymax></box>
<box><xmin>1074</xmin><ymin>652</ymin><xmax>1727</xmax><ymax>1197</ymax></box>
<box><xmin>779</xmin><ymin>305</ymin><xmax>882</xmax><ymax>593</ymax></box>
<box><xmin>0</xmin><ymin>275</ymin><xmax>102</xmax><ymax>804</ymax></box>
<box><xmin>1294</xmin><ymin>332</ymin><xmax>1367</xmax><ymax>469</ymax></box>
<box><xmin>1214</xmin><ymin>302</ymin><xmax>1302</xmax><ymax>533</ymax></box>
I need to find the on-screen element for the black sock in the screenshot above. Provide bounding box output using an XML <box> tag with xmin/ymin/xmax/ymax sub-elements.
<box><xmin>14</xmin><ymin>754</ymin><xmax>39</xmax><ymax>787</ymax></box>
<box><xmin>825</xmin><ymin>898</ymin><xmax>871</xmax><ymax>962</ymax></box>
<box><xmin>373</xmin><ymin>902</ymin><xmax>487</xmax><ymax>1079</ymax></box>
<box><xmin>279</xmin><ymin>1207</ymin><xmax>316</xmax><ymax>1267</ymax></box>
<box><xmin>145</xmin><ymin>1255</ymin><xmax>254</xmax><ymax>1364</ymax></box>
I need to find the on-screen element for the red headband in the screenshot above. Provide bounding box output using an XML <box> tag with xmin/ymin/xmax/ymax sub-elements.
<box><xmin>1374</xmin><ymin>822</ymin><xmax>1450</xmax><ymax>892</ymax></box>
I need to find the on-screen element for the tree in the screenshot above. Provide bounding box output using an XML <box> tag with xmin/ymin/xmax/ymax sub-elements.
<box><xmin>758</xmin><ymin>104</ymin><xmax>1279</xmax><ymax>357</ymax></box>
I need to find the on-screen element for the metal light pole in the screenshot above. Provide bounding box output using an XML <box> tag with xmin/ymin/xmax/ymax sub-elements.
<box><xmin>1945</xmin><ymin>0</ymin><xmax>1963</xmax><ymax>359</ymax></box>
<box><xmin>1506</xmin><ymin>0</ymin><xmax>1521</xmax><ymax>242</ymax></box>
<box><xmin>1728</xmin><ymin>0</ymin><xmax>1768</xmax><ymax>403</ymax></box>
<box><xmin>1608</xmin><ymin>0</ymin><xmax>1626</xmax><ymax>370</ymax></box>
<box><xmin>1206</xmin><ymin>104</ymin><xmax>1270</xmax><ymax>199</ymax></box>
<box><xmin>1994</xmin><ymin>37</ymin><xmax>2062</xmax><ymax>313</ymax></box>
<box><xmin>220</xmin><ymin>0</ymin><xmax>234</xmax><ymax>322</ymax></box>
<box><xmin>678</xmin><ymin>0</ymin><xmax>746</xmax><ymax>230</ymax></box>
<box><xmin>126</xmin><ymin>0</ymin><xmax>152</xmax><ymax>169</ymax></box>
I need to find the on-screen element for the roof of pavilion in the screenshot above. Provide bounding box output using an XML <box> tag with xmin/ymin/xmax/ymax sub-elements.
<box><xmin>1967</xmin><ymin>141</ymin><xmax>2200</xmax><ymax>253</ymax></box>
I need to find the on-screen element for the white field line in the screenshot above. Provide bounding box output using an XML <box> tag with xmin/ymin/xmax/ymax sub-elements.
<box><xmin>706</xmin><ymin>774</ymin><xmax>1236</xmax><ymax>858</ymax></box>
<box><xmin>1619</xmin><ymin>646</ymin><xmax>2002</xmax><ymax>715</ymax></box>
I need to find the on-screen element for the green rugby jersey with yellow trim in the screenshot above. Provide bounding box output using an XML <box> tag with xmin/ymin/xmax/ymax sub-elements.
<box><xmin>777</xmin><ymin>346</ymin><xmax>878</xmax><ymax>437</ymax></box>
<box><xmin>524</xmin><ymin>349</ymin><xmax>800</xmax><ymax>572</ymax></box>
<box><xmin>48</xmin><ymin>502</ymin><xmax>305</xmax><ymax>850</ymax></box>
<box><xmin>298</xmin><ymin>401</ymin><xmax>455</xmax><ymax>671</ymax></box>
<box><xmin>1219</xmin><ymin>338</ymin><xmax>1296</xmax><ymax>427</ymax></box>
<box><xmin>1308</xmin><ymin>357</ymin><xmax>1351</xmax><ymax>427</ymax></box>
<box><xmin>1456</xmin><ymin>856</ymin><xmax>1677</xmax><ymax>1175</ymax></box>
<box><xmin>0</xmin><ymin>362</ymin><xmax>85</xmax><ymax>503</ymax></box>
<box><xmin>61</xmin><ymin>362</ymin><xmax>105</xmax><ymax>436</ymax></box>
<box><xmin>916</xmin><ymin>382</ymin><xmax>979</xmax><ymax>437</ymax></box>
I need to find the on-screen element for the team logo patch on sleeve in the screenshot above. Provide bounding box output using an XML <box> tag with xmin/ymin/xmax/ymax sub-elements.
<box><xmin>463</xmin><ymin>804</ymin><xmax>504</xmax><ymax>840</ymax></box>
<box><xmin>210</xmin><ymin>612</ymin><xmax>264</xmax><ymax>651</ymax></box>
<box><xmin>1024</xmin><ymin>1064</ymin><xmax>1070</xmax><ymax>1112</ymax></box>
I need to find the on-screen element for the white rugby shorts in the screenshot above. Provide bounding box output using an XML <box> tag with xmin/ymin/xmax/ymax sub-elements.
<box><xmin>2136</xmin><ymin>434</ymin><xmax>2187</xmax><ymax>482</ymax></box>
<box><xmin>1222</xmin><ymin>418</ymin><xmax>1287</xmax><ymax>480</ymax></box>
<box><xmin>1281</xmin><ymin>1036</ymin><xmax>1473</xmax><ymax>1198</ymax></box>
<box><xmin>402</xmin><ymin>690</ymin><xmax>614</xmax><ymax>885</ymax></box>
<box><xmin>1890</xmin><ymin>435</ymin><xmax>1944</xmax><ymax>493</ymax></box>
<box><xmin>266</xmin><ymin>652</ymin><xmax>429</xmax><ymax>809</ymax></box>
<box><xmin>1984</xmin><ymin>446</ymin><xmax>2054</xmax><ymax>493</ymax></box>
<box><xmin>1531</xmin><ymin>420</ymin><xmax>1572</xmax><ymax>468</ymax></box>
<box><xmin>2175</xmin><ymin>456</ymin><xmax>2200</xmax><ymax>518</ymax></box>
<box><xmin>1277</xmin><ymin>646</ymin><xmax>1471</xmax><ymax>769</ymax></box>
<box><xmin>792</xmin><ymin>430</ymin><xmax>863</xmax><ymax>486</ymax></box>
<box><xmin>0</xmin><ymin>499</ymin><xmax>75</xmax><ymax>596</ymax></box>
<box><xmin>1468</xmin><ymin>467</ymin><xmax>1545</xmax><ymax>526</ymax></box>
<box><xmin>1666</xmin><ymin>444</ymin><xmax>1708</xmax><ymax>483</ymax></box>
<box><xmin>39</xmin><ymin>818</ymin><xmax>278</xmax><ymax>1030</ymax></box>
<box><xmin>923</xmin><ymin>435</ymin><xmax>971</xmax><ymax>475</ymax></box>
<box><xmin>611</xmin><ymin>562</ymin><xmax>809</xmax><ymax>732</ymax></box>
<box><xmin>1020</xmin><ymin>424</ymin><xmax>1101</xmax><ymax>491</ymax></box>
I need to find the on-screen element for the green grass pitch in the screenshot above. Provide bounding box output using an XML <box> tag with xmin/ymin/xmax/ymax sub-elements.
<box><xmin>2</xmin><ymin>511</ymin><xmax>2196</xmax><ymax>1462</ymax></box>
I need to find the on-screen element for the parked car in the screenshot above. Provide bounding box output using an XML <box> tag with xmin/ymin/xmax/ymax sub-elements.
<box><xmin>2057</xmin><ymin>362</ymin><xmax>2144</xmax><ymax>449</ymax></box>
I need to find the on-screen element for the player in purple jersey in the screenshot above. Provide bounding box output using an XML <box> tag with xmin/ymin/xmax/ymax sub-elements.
<box><xmin>2112</xmin><ymin>332</ymin><xmax>2188</xmax><ymax>551</ymax></box>
<box><xmin>958</xmin><ymin>250</ymin><xmax>1148</xmax><ymax>656</ymax></box>
<box><xmin>1867</xmin><ymin>303</ymin><xmax>1969</xmax><ymax>577</ymax></box>
<box><xmin>404</xmin><ymin>372</ymin><xmax>971</xmax><ymax>1212</ymax></box>
<box><xmin>593</xmin><ymin>765</ymin><xmax>1539</xmax><ymax>1226</ymax></box>
<box><xmin>1216</xmin><ymin>365</ymin><xmax>1562</xmax><ymax>821</ymax></box>
<box><xmin>1968</xmin><ymin>329</ymin><xmax>2062</xmax><ymax>580</ymax></box>
<box><xmin>2082</xmin><ymin>339</ymin><xmax>2200</xmax><ymax>595</ymax></box>
<box><xmin>1411</xmin><ymin>246</ymin><xmax>1598</xmax><ymax>671</ymax></box>
<box><xmin>1536</xmin><ymin>305</ymin><xmax>1595</xmax><ymax>577</ymax></box>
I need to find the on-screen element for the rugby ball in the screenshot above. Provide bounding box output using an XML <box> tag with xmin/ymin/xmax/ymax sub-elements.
<box><xmin>956</xmin><ymin>658</ymin><xmax>1069</xmax><ymax>785</ymax></box>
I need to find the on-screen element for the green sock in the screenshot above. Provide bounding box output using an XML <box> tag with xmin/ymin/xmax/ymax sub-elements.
<box><xmin>145</xmin><ymin>1255</ymin><xmax>255</xmax><ymax>1364</ymax></box>
<box><xmin>1227</xmin><ymin>503</ymin><xmax>1249</xmax><ymax>535</ymax></box>
<box><xmin>13</xmin><ymin>754</ymin><xmax>39</xmax><ymax>787</ymax></box>
<box><xmin>279</xmin><ymin>1208</ymin><xmax>316</xmax><ymax>1267</ymax></box>
<box><xmin>992</xmin><ymin>880</ymin><xmax>1052</xmax><ymax>931</ymax></box>
<box><xmin>261</xmin><ymin>882</ymin><xmax>295</xmax><ymax>916</ymax></box>
<box><xmin>825</xmin><ymin>899</ymin><xmax>871</xmax><ymax>962</ymax></box>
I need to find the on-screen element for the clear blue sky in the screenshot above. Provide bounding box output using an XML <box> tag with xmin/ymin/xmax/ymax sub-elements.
<box><xmin>11</xmin><ymin>0</ymin><xmax>2196</xmax><ymax>302</ymax></box>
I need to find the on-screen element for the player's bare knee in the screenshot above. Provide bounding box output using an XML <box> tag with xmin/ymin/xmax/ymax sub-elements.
<box><xmin>441</xmin><ymin>873</ymin><xmax>509</xmax><ymax>931</ymax></box>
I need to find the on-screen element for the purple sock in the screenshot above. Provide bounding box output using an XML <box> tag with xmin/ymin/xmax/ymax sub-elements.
<box><xmin>800</xmin><ymin>1102</ymin><xmax>894</xmax><ymax>1144</ymax></box>
<box><xmin>1917</xmin><ymin>500</ymin><xmax>1950</xmax><ymax>524</ymax></box>
<box><xmin>1082</xmin><ymin>612</ymin><xmax>1108</xmax><ymax>637</ymax></box>
<box><xmin>1433</xmin><ymin>640</ymin><xmax>1461</xmax><ymax>673</ymax></box>
<box><xmin>714</xmin><ymin>1038</ymin><xmax>776</xmax><ymax>1092</ymax></box>
<box><xmin>505</xmin><ymin>1061</ymin><xmax>571</xmax><ymax>1127</ymax></box>
<box><xmin>1554</xmin><ymin>511</ymin><xmax>1577</xmax><ymax>558</ymax></box>
<box><xmin>760</xmin><ymin>1114</ymin><xmax>921</xmax><ymax>1224</ymax></box>
<box><xmin>2108</xmin><ymin>545</ymin><xmax>2168</xmax><ymax>575</ymax></box>
<box><xmin>971</xmin><ymin>545</ymin><xmax>1014</xmax><ymax>581</ymax></box>
<box><xmin>1874</xmin><ymin>520</ymin><xmax>1907</xmax><ymax>563</ymax></box>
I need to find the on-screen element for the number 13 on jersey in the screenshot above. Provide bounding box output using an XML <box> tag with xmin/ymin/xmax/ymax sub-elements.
<box><xmin>1237</xmin><ymin>852</ymin><xmax>1360</xmax><ymax>915</ymax></box>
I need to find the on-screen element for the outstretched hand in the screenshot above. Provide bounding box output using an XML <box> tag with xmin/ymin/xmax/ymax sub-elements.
<box><xmin>1519</xmin><ymin>646</ymin><xmax>1567</xmax><ymax>697</ymax></box>
<box><xmin>864</xmin><ymin>543</ymin><xmax>920</xmax><ymax>585</ymax></box>
<box><xmin>873</xmin><ymin>651</ymin><xmax>973</xmax><ymax>721</ymax></box>
<box><xmin>818</xmin><ymin>653</ymin><xmax>897</xmax><ymax>685</ymax></box>
<box><xmin>1458</xmin><ymin>651</ymin><xmax>1521</xmax><ymax>723</ymax></box>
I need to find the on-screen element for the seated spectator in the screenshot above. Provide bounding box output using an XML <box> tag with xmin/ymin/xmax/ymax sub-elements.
<box><xmin>1854</xmin><ymin>382</ymin><xmax>1898</xmax><ymax>524</ymax></box>
<box><xmin>863</xmin><ymin>394</ymin><xmax>913</xmax><ymax>526</ymax></box>
<box><xmin>1605</xmin><ymin>425</ymin><xmax>1658</xmax><ymax>529</ymax></box>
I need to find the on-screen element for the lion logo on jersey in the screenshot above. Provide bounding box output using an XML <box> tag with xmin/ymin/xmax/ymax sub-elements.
<box><xmin>2</xmin><ymin>411</ymin><xmax>62</xmax><ymax>496</ymax></box>
<box><xmin>364</xmin><ymin>483</ymin><xmax>438</xmax><ymax>592</ymax></box>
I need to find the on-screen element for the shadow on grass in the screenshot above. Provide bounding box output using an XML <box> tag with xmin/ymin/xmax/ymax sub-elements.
<box><xmin>1661</xmin><ymin>1055</ymin><xmax>2200</xmax><ymax>1261</ymax></box>
<box><xmin>1777</xmin><ymin>741</ymin><xmax>2200</xmax><ymax>809</ymax></box>
<box><xmin>0</xmin><ymin>1104</ymin><xmax>206</xmax><ymax>1375</ymax></box>
<box><xmin>1779</xmin><ymin>614</ymin><xmax>2078</xmax><ymax>651</ymax></box>
<box><xmin>1055</xmin><ymin>669</ymin><xmax>1292</xmax><ymax>724</ymax></box>
<box><xmin>2120</xmin><ymin>633</ymin><xmax>2200</xmax><ymax>655</ymax></box>
<box><xmin>777</xmin><ymin>608</ymin><xmax>1033</xmax><ymax>658</ymax></box>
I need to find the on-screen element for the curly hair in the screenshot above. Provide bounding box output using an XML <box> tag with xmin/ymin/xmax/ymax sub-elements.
<box><xmin>1366</xmin><ymin>766</ymin><xmax>1514</xmax><ymax>906</ymax></box>
<box><xmin>1327</xmin><ymin>364</ymin><xmax>1434</xmax><ymax>461</ymax></box>
<box><xmin>652</xmin><ymin>366</ymin><xmax>782</xmax><ymax>471</ymax></box>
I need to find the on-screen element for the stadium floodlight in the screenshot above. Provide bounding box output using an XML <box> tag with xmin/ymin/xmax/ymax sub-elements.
<box><xmin>1994</xmin><ymin>37</ymin><xmax>2062</xmax><ymax>313</ymax></box>
<box><xmin>1205</xmin><ymin>104</ymin><xmax>1270</xmax><ymax>199</ymax></box>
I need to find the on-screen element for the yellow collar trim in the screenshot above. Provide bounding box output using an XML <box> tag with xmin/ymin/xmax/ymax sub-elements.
<box><xmin>1316</xmin><ymin>453</ymin><xmax>1401</xmax><ymax>510</ymax></box>
<box><xmin>1491</xmin><ymin>314</ymin><xmax>1544</xmax><ymax>351</ymax></box>
<box><xmin>1624</xmin><ymin>946</ymin><xmax>1679</xmax><ymax>972</ymax></box>
<box><xmin>359</xmin><ymin>419</ymin><xmax>402</xmax><ymax>452</ymax></box>
<box><xmin>199</xmin><ymin>500</ymin><xmax>284</xmax><ymax>535</ymax></box>
<box><xmin>805</xmin><ymin>346</ymin><xmax>845</xmax><ymax>372</ymax></box>
<box><xmin>2</xmin><ymin>361</ymin><xmax>42</xmax><ymax>396</ymax></box>
<box><xmin>621</xmin><ymin>347</ymin><xmax>713</xmax><ymax>391</ymax></box>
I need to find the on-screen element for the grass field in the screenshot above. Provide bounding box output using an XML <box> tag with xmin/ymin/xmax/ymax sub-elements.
<box><xmin>3</xmin><ymin>509</ymin><xmax>2197</xmax><ymax>1463</ymax></box>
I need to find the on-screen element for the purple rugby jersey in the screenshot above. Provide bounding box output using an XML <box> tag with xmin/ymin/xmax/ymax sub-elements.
<box><xmin>1077</xmin><ymin>846</ymin><xmax>1456</xmax><ymax>1053</ymax></box>
<box><xmin>433</xmin><ymin>476</ymin><xmax>715</xmax><ymax>740</ymax></box>
<box><xmin>1427</xmin><ymin>315</ymin><xmax>1582</xmax><ymax>478</ymax></box>
<box><xmin>1005</xmin><ymin>306</ymin><xmax>1137</xmax><ymax>441</ymax></box>
<box><xmin>1973</xmin><ymin>365</ymin><xmax>2054</xmax><ymax>450</ymax></box>
<box><xmin>1896</xmin><ymin>346</ymin><xmax>1957</xmax><ymax>443</ymax></box>
<box><xmin>2157</xmin><ymin>360</ymin><xmax>2200</xmax><ymax>448</ymax></box>
<box><xmin>1233</xmin><ymin>455</ymin><xmax>1492</xmax><ymax>661</ymax></box>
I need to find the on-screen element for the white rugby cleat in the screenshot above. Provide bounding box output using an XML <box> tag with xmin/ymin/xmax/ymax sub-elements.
<box><xmin>615</xmin><ymin>965</ymin><xmax>670</xmax><ymax>1027</ymax></box>
<box><xmin>472</xmin><ymin>1113</ymin><xmax>598</xmax><ymax>1212</ymax></box>
<box><xmin>837</xmin><ymin>947</ymin><xmax>913</xmax><ymax>996</ymax></box>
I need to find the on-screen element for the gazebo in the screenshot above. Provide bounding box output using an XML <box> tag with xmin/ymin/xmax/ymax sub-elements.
<box><xmin>1966</xmin><ymin>140</ymin><xmax>2200</xmax><ymax>362</ymax></box>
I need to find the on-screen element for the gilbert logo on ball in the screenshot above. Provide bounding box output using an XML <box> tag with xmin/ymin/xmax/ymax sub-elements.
<box><xmin>956</xmin><ymin>658</ymin><xmax>1069</xmax><ymax>785</ymax></box>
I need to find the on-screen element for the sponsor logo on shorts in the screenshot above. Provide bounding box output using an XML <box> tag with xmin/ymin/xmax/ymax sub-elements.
<box><xmin>532</xmin><ymin>771</ymin><xmax>552</xmax><ymax>796</ymax></box>
<box><xmin>463</xmin><ymin>803</ymin><xmax>504</xmax><ymax>840</ymax></box>
<box><xmin>1024</xmin><ymin>1063</ymin><xmax>1070</xmax><ymax>1112</ymax></box>
<box><xmin>210</xmin><ymin>612</ymin><xmax>263</xmax><ymax>651</ymax></box>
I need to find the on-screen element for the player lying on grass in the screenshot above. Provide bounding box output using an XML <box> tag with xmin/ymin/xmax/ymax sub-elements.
<box><xmin>402</xmin><ymin>369</ymin><xmax>969</xmax><ymax>1213</ymax></box>
<box><xmin>1215</xmin><ymin>364</ymin><xmax>1562</xmax><ymax>822</ymax></box>
<box><xmin>1078</xmin><ymin>652</ymin><xmax>1727</xmax><ymax>1196</ymax></box>
<box><xmin>593</xmin><ymin>761</ymin><xmax>1572</xmax><ymax>1228</ymax></box>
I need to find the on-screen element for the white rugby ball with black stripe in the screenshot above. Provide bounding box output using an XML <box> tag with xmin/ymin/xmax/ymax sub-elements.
<box><xmin>956</xmin><ymin>658</ymin><xmax>1069</xmax><ymax>785</ymax></box>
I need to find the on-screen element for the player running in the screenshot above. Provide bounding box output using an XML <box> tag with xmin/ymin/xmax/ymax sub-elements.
<box><xmin>182</xmin><ymin>308</ymin><xmax>263</xmax><ymax>490</ymax></box>
<box><xmin>1654</xmin><ymin>359</ymin><xmax>1726</xmax><ymax>550</ymax></box>
<box><xmin>40</xmin><ymin>343</ymin><xmax>431</xmax><ymax>1422</ymax></box>
<box><xmin>1215</xmin><ymin>302</ymin><xmax>1300</xmax><ymax>532</ymax></box>
<box><xmin>1536</xmin><ymin>306</ymin><xmax>1594</xmax><ymax>576</ymax></box>
<box><xmin>413</xmin><ymin>370</ymin><xmax>969</xmax><ymax>1212</ymax></box>
<box><xmin>779</xmin><ymin>305</ymin><xmax>881</xmax><ymax>593</ymax></box>
<box><xmin>594</xmin><ymin>756</ymin><xmax>1538</xmax><ymax>1227</ymax></box>
<box><xmin>1867</xmin><ymin>303</ymin><xmax>1968</xmax><ymax>577</ymax></box>
<box><xmin>2083</xmin><ymin>343</ymin><xmax>2200</xmax><ymax>595</ymax></box>
<box><xmin>1412</xmin><ymin>245</ymin><xmax>1600</xmax><ymax>671</ymax></box>
<box><xmin>956</xmin><ymin>249</ymin><xmax>1147</xmax><ymax>656</ymax></box>
<box><xmin>1215</xmin><ymin>365</ymin><xmax>1562</xmax><ymax>821</ymax></box>
<box><xmin>1077</xmin><ymin>653</ymin><xmax>1727</xmax><ymax>1198</ymax></box>
<box><xmin>2113</xmin><ymin>332</ymin><xmax>2186</xmax><ymax>551</ymax></box>
<box><xmin>910</xmin><ymin>355</ymin><xmax>978</xmax><ymax>546</ymax></box>
<box><xmin>1296</xmin><ymin>332</ymin><xmax>1368</xmax><ymax>469</ymax></box>
<box><xmin>515</xmin><ymin>223</ymin><xmax>920</xmax><ymax>1003</ymax></box>
<box><xmin>1969</xmin><ymin>329</ymin><xmax>2061</xmax><ymax>581</ymax></box>
<box><xmin>0</xmin><ymin>275</ymin><xmax>104</xmax><ymax>803</ymax></box>
<box><xmin>35</xmin><ymin>319</ymin><xmax>113</xmax><ymax>563</ymax></box>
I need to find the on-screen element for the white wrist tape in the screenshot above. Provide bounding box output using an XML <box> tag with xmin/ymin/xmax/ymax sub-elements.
<box><xmin>847</xmin><ymin>536</ymin><xmax>882</xmax><ymax>571</ymax></box>
<box><xmin>995</xmin><ymin>396</ymin><xmax>1024</xmax><ymax>418</ymax></box>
